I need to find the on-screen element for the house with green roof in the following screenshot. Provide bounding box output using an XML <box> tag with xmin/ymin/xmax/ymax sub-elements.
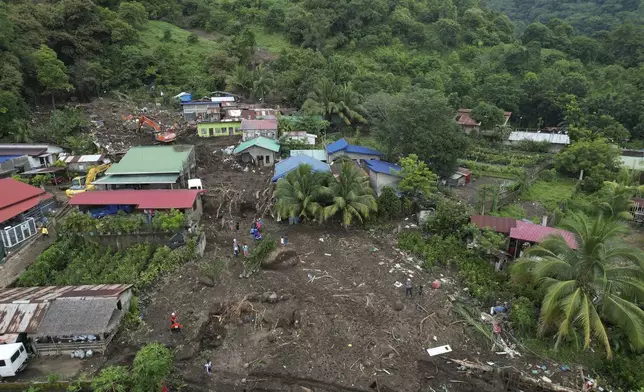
<box><xmin>92</xmin><ymin>145</ymin><xmax>196</xmax><ymax>190</ymax></box>
<box><xmin>233</xmin><ymin>137</ymin><xmax>280</xmax><ymax>167</ymax></box>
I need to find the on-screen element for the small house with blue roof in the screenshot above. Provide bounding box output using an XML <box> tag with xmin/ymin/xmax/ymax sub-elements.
<box><xmin>363</xmin><ymin>159</ymin><xmax>402</xmax><ymax>196</ymax></box>
<box><xmin>326</xmin><ymin>138</ymin><xmax>384</xmax><ymax>162</ymax></box>
<box><xmin>272</xmin><ymin>155</ymin><xmax>330</xmax><ymax>182</ymax></box>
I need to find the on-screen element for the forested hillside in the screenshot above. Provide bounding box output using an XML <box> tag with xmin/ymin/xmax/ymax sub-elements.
<box><xmin>1</xmin><ymin>0</ymin><xmax>644</xmax><ymax>148</ymax></box>
<box><xmin>483</xmin><ymin>0</ymin><xmax>643</xmax><ymax>34</ymax></box>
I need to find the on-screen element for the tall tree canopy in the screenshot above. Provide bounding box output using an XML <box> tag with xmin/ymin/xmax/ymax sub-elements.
<box><xmin>367</xmin><ymin>88</ymin><xmax>467</xmax><ymax>176</ymax></box>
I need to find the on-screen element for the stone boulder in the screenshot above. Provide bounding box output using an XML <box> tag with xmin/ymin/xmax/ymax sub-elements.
<box><xmin>262</xmin><ymin>248</ymin><xmax>299</xmax><ymax>269</ymax></box>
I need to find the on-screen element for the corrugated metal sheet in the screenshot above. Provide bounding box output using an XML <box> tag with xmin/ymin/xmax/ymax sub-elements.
<box><xmin>290</xmin><ymin>150</ymin><xmax>327</xmax><ymax>161</ymax></box>
<box><xmin>0</xmin><ymin>285</ymin><xmax>132</xmax><ymax>334</ymax></box>
<box><xmin>59</xmin><ymin>154</ymin><xmax>104</xmax><ymax>163</ymax></box>
<box><xmin>0</xmin><ymin>284</ymin><xmax>132</xmax><ymax>304</ymax></box>
<box><xmin>510</xmin><ymin>221</ymin><xmax>577</xmax><ymax>249</ymax></box>
<box><xmin>470</xmin><ymin>215</ymin><xmax>517</xmax><ymax>234</ymax></box>
<box><xmin>508</xmin><ymin>132</ymin><xmax>570</xmax><ymax>145</ymax></box>
<box><xmin>69</xmin><ymin>189</ymin><xmax>202</xmax><ymax>209</ymax></box>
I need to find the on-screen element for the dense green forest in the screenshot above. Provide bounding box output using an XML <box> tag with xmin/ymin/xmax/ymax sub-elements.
<box><xmin>1</xmin><ymin>0</ymin><xmax>644</xmax><ymax>151</ymax></box>
<box><xmin>483</xmin><ymin>0</ymin><xmax>643</xmax><ymax>34</ymax></box>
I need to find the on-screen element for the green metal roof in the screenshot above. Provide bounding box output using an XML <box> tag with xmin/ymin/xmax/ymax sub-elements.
<box><xmin>234</xmin><ymin>137</ymin><xmax>280</xmax><ymax>154</ymax></box>
<box><xmin>106</xmin><ymin>146</ymin><xmax>193</xmax><ymax>175</ymax></box>
<box><xmin>92</xmin><ymin>174</ymin><xmax>179</xmax><ymax>185</ymax></box>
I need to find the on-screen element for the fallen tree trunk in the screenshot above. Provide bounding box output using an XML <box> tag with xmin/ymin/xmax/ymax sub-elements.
<box><xmin>448</xmin><ymin>358</ymin><xmax>580</xmax><ymax>392</ymax></box>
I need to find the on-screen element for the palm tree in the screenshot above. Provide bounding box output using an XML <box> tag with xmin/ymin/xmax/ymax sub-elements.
<box><xmin>11</xmin><ymin>120</ymin><xmax>33</xmax><ymax>143</ymax></box>
<box><xmin>511</xmin><ymin>212</ymin><xmax>644</xmax><ymax>358</ymax></box>
<box><xmin>322</xmin><ymin>162</ymin><xmax>377</xmax><ymax>228</ymax></box>
<box><xmin>303</xmin><ymin>80</ymin><xmax>366</xmax><ymax>126</ymax></box>
<box><xmin>597</xmin><ymin>181</ymin><xmax>640</xmax><ymax>220</ymax></box>
<box><xmin>226</xmin><ymin>65</ymin><xmax>253</xmax><ymax>96</ymax></box>
<box><xmin>273</xmin><ymin>164</ymin><xmax>326</xmax><ymax>221</ymax></box>
<box><xmin>250</xmin><ymin>64</ymin><xmax>274</xmax><ymax>102</ymax></box>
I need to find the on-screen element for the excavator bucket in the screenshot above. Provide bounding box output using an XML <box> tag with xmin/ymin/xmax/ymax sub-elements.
<box><xmin>156</xmin><ymin>131</ymin><xmax>177</xmax><ymax>143</ymax></box>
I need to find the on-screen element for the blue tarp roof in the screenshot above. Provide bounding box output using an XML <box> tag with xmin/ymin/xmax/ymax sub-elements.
<box><xmin>364</xmin><ymin>160</ymin><xmax>402</xmax><ymax>176</ymax></box>
<box><xmin>272</xmin><ymin>155</ymin><xmax>330</xmax><ymax>182</ymax></box>
<box><xmin>326</xmin><ymin>138</ymin><xmax>384</xmax><ymax>156</ymax></box>
<box><xmin>0</xmin><ymin>155</ymin><xmax>22</xmax><ymax>163</ymax></box>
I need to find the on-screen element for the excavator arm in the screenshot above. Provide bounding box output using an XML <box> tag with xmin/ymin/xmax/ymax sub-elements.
<box><xmin>137</xmin><ymin>115</ymin><xmax>177</xmax><ymax>143</ymax></box>
<box><xmin>138</xmin><ymin>116</ymin><xmax>161</xmax><ymax>132</ymax></box>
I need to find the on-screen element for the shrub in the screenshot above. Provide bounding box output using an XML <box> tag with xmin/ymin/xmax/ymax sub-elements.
<box><xmin>509</xmin><ymin>296</ymin><xmax>537</xmax><ymax>334</ymax></box>
<box><xmin>187</xmin><ymin>32</ymin><xmax>199</xmax><ymax>44</ymax></box>
<box><xmin>538</xmin><ymin>168</ymin><xmax>557</xmax><ymax>181</ymax></box>
<box><xmin>424</xmin><ymin>197</ymin><xmax>471</xmax><ymax>237</ymax></box>
<box><xmin>597</xmin><ymin>354</ymin><xmax>644</xmax><ymax>392</ymax></box>
<box><xmin>377</xmin><ymin>186</ymin><xmax>400</xmax><ymax>220</ymax></box>
<box><xmin>244</xmin><ymin>237</ymin><xmax>276</xmax><ymax>273</ymax></box>
<box><xmin>132</xmin><ymin>343</ymin><xmax>173</xmax><ymax>392</ymax></box>
<box><xmin>456</xmin><ymin>255</ymin><xmax>505</xmax><ymax>304</ymax></box>
<box><xmin>199</xmin><ymin>258</ymin><xmax>226</xmax><ymax>282</ymax></box>
<box><xmin>92</xmin><ymin>366</ymin><xmax>131</xmax><ymax>392</ymax></box>
<box><xmin>514</xmin><ymin>140</ymin><xmax>551</xmax><ymax>153</ymax></box>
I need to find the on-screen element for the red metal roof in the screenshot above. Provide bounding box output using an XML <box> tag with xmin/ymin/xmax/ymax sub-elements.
<box><xmin>0</xmin><ymin>178</ymin><xmax>54</xmax><ymax>223</ymax></box>
<box><xmin>510</xmin><ymin>221</ymin><xmax>577</xmax><ymax>249</ymax></box>
<box><xmin>470</xmin><ymin>215</ymin><xmax>517</xmax><ymax>234</ymax></box>
<box><xmin>69</xmin><ymin>189</ymin><xmax>202</xmax><ymax>209</ymax></box>
<box><xmin>241</xmin><ymin>119</ymin><xmax>278</xmax><ymax>130</ymax></box>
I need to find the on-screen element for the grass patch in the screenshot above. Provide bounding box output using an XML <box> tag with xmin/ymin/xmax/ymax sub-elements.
<box><xmin>493</xmin><ymin>203</ymin><xmax>526</xmax><ymax>219</ymax></box>
<box><xmin>250</xmin><ymin>26</ymin><xmax>293</xmax><ymax>53</ymax></box>
<box><xmin>140</xmin><ymin>21</ymin><xmax>222</xmax><ymax>58</ymax></box>
<box><xmin>521</xmin><ymin>177</ymin><xmax>576</xmax><ymax>212</ymax></box>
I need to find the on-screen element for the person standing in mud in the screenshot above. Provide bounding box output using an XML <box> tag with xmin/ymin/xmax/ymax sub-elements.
<box><xmin>405</xmin><ymin>278</ymin><xmax>413</xmax><ymax>297</ymax></box>
<box><xmin>242</xmin><ymin>243</ymin><xmax>249</xmax><ymax>257</ymax></box>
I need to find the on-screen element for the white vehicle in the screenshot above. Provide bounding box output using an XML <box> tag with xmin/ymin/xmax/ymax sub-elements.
<box><xmin>0</xmin><ymin>343</ymin><xmax>28</xmax><ymax>379</ymax></box>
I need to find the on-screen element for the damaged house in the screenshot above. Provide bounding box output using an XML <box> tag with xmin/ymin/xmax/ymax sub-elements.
<box><xmin>0</xmin><ymin>284</ymin><xmax>132</xmax><ymax>356</ymax></box>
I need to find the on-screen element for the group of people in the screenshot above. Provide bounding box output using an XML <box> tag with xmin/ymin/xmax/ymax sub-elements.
<box><xmin>233</xmin><ymin>238</ymin><xmax>249</xmax><ymax>257</ymax></box>
<box><xmin>405</xmin><ymin>278</ymin><xmax>423</xmax><ymax>297</ymax></box>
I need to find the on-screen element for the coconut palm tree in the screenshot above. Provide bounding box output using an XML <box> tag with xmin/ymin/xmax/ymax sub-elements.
<box><xmin>273</xmin><ymin>164</ymin><xmax>326</xmax><ymax>221</ymax></box>
<box><xmin>511</xmin><ymin>212</ymin><xmax>644</xmax><ymax>359</ymax></box>
<box><xmin>226</xmin><ymin>65</ymin><xmax>253</xmax><ymax>96</ymax></box>
<box><xmin>322</xmin><ymin>162</ymin><xmax>377</xmax><ymax>228</ymax></box>
<box><xmin>250</xmin><ymin>64</ymin><xmax>274</xmax><ymax>102</ymax></box>
<box><xmin>597</xmin><ymin>181</ymin><xmax>639</xmax><ymax>220</ymax></box>
<box><xmin>303</xmin><ymin>80</ymin><xmax>366</xmax><ymax>126</ymax></box>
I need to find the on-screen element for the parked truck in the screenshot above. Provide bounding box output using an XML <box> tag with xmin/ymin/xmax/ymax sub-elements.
<box><xmin>0</xmin><ymin>343</ymin><xmax>28</xmax><ymax>380</ymax></box>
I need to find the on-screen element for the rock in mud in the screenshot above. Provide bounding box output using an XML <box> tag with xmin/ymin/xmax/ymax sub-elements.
<box><xmin>198</xmin><ymin>276</ymin><xmax>214</xmax><ymax>287</ymax></box>
<box><xmin>176</xmin><ymin>344</ymin><xmax>199</xmax><ymax>361</ymax></box>
<box><xmin>262</xmin><ymin>248</ymin><xmax>299</xmax><ymax>269</ymax></box>
<box><xmin>247</xmin><ymin>292</ymin><xmax>261</xmax><ymax>302</ymax></box>
<box><xmin>392</xmin><ymin>301</ymin><xmax>404</xmax><ymax>311</ymax></box>
<box><xmin>262</xmin><ymin>291</ymin><xmax>279</xmax><ymax>303</ymax></box>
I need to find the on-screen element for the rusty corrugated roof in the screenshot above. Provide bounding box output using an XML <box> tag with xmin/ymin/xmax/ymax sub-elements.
<box><xmin>470</xmin><ymin>215</ymin><xmax>517</xmax><ymax>234</ymax></box>
<box><xmin>0</xmin><ymin>285</ymin><xmax>132</xmax><ymax>334</ymax></box>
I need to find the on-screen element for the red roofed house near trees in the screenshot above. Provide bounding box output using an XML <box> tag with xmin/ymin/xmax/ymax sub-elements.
<box><xmin>69</xmin><ymin>189</ymin><xmax>204</xmax><ymax>221</ymax></box>
<box><xmin>0</xmin><ymin>178</ymin><xmax>56</xmax><ymax>249</ymax></box>
<box><xmin>455</xmin><ymin>109</ymin><xmax>512</xmax><ymax>134</ymax></box>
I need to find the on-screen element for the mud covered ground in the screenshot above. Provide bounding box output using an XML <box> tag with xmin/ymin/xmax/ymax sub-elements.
<box><xmin>70</xmin><ymin>99</ymin><xmax>581</xmax><ymax>391</ymax></box>
<box><xmin>102</xmin><ymin>146</ymin><xmax>582</xmax><ymax>391</ymax></box>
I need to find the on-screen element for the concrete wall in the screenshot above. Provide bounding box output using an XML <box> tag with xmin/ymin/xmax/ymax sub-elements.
<box><xmin>197</xmin><ymin>121</ymin><xmax>242</xmax><ymax>137</ymax></box>
<box><xmin>242</xmin><ymin>129</ymin><xmax>277</xmax><ymax>141</ymax></box>
<box><xmin>369</xmin><ymin>171</ymin><xmax>400</xmax><ymax>196</ymax></box>
<box><xmin>0</xmin><ymin>156</ymin><xmax>30</xmax><ymax>176</ymax></box>
<box><xmin>239</xmin><ymin>146</ymin><xmax>277</xmax><ymax>167</ymax></box>
<box><xmin>329</xmin><ymin>151</ymin><xmax>382</xmax><ymax>162</ymax></box>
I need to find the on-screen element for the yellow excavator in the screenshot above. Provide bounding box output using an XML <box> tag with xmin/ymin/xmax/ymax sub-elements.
<box><xmin>65</xmin><ymin>163</ymin><xmax>111</xmax><ymax>198</ymax></box>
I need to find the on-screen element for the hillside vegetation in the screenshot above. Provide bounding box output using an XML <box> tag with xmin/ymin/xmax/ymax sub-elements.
<box><xmin>1</xmin><ymin>0</ymin><xmax>643</xmax><ymax>150</ymax></box>
<box><xmin>483</xmin><ymin>0</ymin><xmax>643</xmax><ymax>34</ymax></box>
